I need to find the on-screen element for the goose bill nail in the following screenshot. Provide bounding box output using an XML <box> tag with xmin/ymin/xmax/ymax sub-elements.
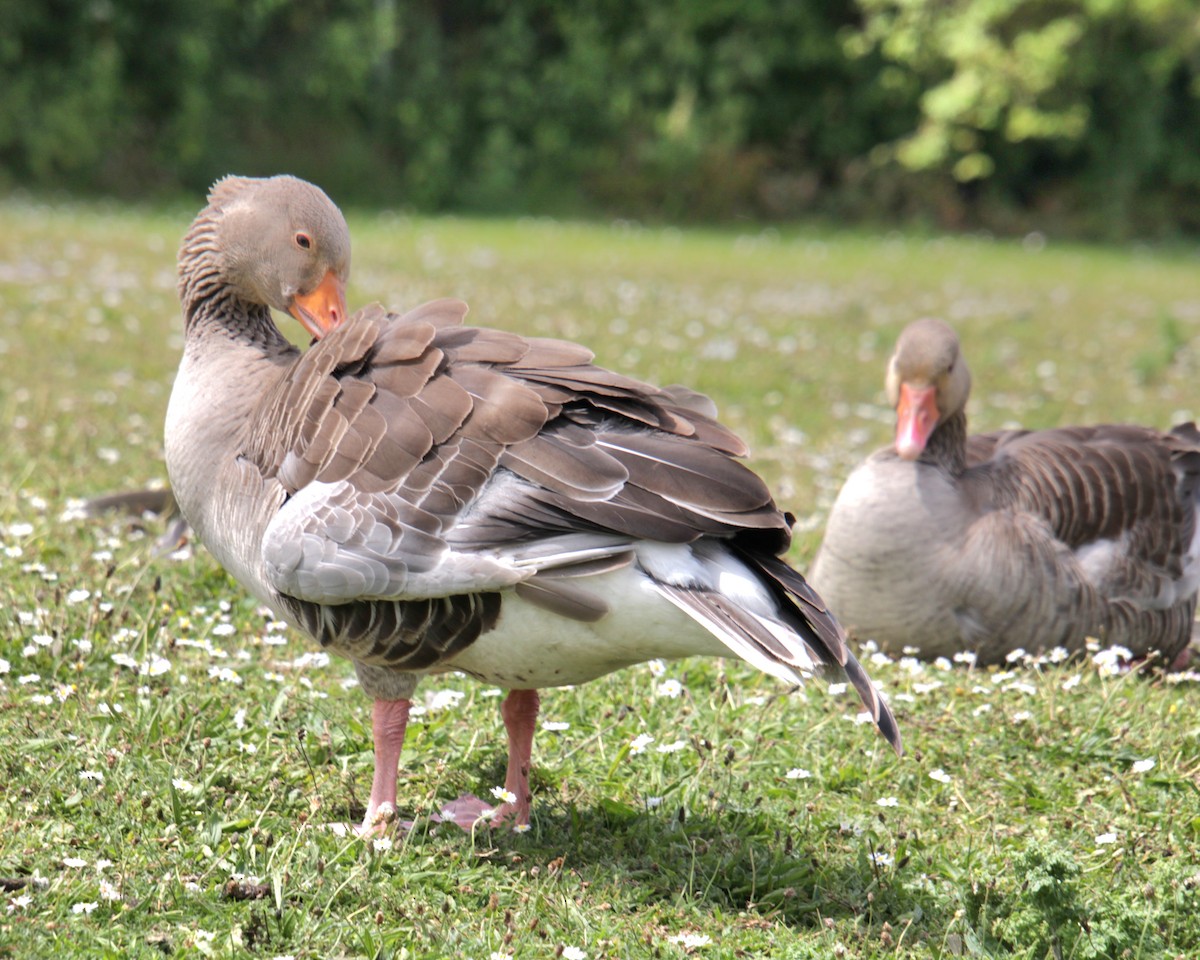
<box><xmin>288</xmin><ymin>270</ymin><xmax>347</xmax><ymax>338</ymax></box>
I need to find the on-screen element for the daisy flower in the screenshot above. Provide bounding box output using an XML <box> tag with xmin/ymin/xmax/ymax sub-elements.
<box><xmin>490</xmin><ymin>786</ymin><xmax>517</xmax><ymax>805</ymax></box>
<box><xmin>629</xmin><ymin>733</ymin><xmax>654</xmax><ymax>755</ymax></box>
<box><xmin>667</xmin><ymin>932</ymin><xmax>713</xmax><ymax>948</ymax></box>
<box><xmin>7</xmin><ymin>893</ymin><xmax>33</xmax><ymax>911</ymax></box>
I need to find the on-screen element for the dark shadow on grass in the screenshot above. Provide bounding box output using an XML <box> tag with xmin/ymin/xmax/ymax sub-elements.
<box><xmin>379</xmin><ymin>779</ymin><xmax>948</xmax><ymax>935</ymax></box>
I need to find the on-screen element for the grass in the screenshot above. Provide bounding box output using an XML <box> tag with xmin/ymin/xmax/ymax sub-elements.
<box><xmin>1</xmin><ymin>195</ymin><xmax>1200</xmax><ymax>958</ymax></box>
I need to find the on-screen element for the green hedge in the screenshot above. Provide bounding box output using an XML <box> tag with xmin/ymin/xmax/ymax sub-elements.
<box><xmin>2</xmin><ymin>0</ymin><xmax>1199</xmax><ymax>235</ymax></box>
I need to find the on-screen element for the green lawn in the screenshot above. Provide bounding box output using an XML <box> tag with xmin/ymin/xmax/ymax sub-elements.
<box><xmin>1</xmin><ymin>197</ymin><xmax>1198</xmax><ymax>958</ymax></box>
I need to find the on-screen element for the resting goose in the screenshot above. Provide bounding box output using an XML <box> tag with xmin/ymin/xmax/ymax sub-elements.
<box><xmin>810</xmin><ymin>317</ymin><xmax>1200</xmax><ymax>666</ymax></box>
<box><xmin>164</xmin><ymin>175</ymin><xmax>901</xmax><ymax>833</ymax></box>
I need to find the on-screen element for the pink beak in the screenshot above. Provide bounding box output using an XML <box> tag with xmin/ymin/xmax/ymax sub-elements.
<box><xmin>895</xmin><ymin>383</ymin><xmax>939</xmax><ymax>460</ymax></box>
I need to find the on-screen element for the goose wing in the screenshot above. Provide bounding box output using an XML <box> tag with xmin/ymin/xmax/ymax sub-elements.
<box><xmin>968</xmin><ymin>424</ymin><xmax>1200</xmax><ymax>604</ymax></box>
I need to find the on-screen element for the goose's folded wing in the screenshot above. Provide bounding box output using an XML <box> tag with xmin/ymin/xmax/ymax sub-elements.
<box><xmin>972</xmin><ymin>424</ymin><xmax>1200</xmax><ymax>601</ymax></box>
<box><xmin>243</xmin><ymin>300</ymin><xmax>792</xmax><ymax>607</ymax></box>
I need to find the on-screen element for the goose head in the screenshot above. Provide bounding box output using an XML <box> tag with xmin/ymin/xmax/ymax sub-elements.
<box><xmin>885</xmin><ymin>318</ymin><xmax>972</xmax><ymax>460</ymax></box>
<box><xmin>181</xmin><ymin>174</ymin><xmax>351</xmax><ymax>337</ymax></box>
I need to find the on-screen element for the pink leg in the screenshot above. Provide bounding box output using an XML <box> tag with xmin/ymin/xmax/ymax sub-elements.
<box><xmin>499</xmin><ymin>688</ymin><xmax>540</xmax><ymax>826</ymax></box>
<box><xmin>436</xmin><ymin>688</ymin><xmax>541</xmax><ymax>830</ymax></box>
<box><xmin>360</xmin><ymin>698</ymin><xmax>411</xmax><ymax>834</ymax></box>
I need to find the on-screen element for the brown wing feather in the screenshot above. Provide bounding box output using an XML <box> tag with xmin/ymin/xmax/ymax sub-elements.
<box><xmin>399</xmin><ymin>297</ymin><xmax>470</xmax><ymax>330</ymax></box>
<box><xmin>596</xmin><ymin>431</ymin><xmax>773</xmax><ymax>515</ymax></box>
<box><xmin>499</xmin><ymin>423</ymin><xmax>630</xmax><ymax>501</ymax></box>
<box><xmin>979</xmin><ymin>425</ymin><xmax>1192</xmax><ymax>565</ymax></box>
<box><xmin>447</xmin><ymin>364</ymin><xmax>549</xmax><ymax>444</ymax></box>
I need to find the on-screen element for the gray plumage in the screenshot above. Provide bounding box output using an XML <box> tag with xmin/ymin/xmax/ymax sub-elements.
<box><xmin>811</xmin><ymin>317</ymin><xmax>1200</xmax><ymax>665</ymax></box>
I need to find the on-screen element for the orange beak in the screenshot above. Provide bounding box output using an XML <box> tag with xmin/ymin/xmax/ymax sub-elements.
<box><xmin>895</xmin><ymin>383</ymin><xmax>939</xmax><ymax>460</ymax></box>
<box><xmin>288</xmin><ymin>270</ymin><xmax>347</xmax><ymax>339</ymax></box>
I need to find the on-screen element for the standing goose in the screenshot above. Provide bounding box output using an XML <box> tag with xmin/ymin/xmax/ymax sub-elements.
<box><xmin>810</xmin><ymin>317</ymin><xmax>1200</xmax><ymax>665</ymax></box>
<box><xmin>165</xmin><ymin>175</ymin><xmax>900</xmax><ymax>833</ymax></box>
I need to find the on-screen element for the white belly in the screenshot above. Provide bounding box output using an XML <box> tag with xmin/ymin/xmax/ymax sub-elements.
<box><xmin>445</xmin><ymin>565</ymin><xmax>727</xmax><ymax>688</ymax></box>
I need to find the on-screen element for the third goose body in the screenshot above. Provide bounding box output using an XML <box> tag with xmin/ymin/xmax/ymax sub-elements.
<box><xmin>810</xmin><ymin>318</ymin><xmax>1200</xmax><ymax>665</ymax></box>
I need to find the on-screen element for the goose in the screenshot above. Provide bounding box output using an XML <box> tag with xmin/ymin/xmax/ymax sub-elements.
<box><xmin>84</xmin><ymin>486</ymin><xmax>191</xmax><ymax>555</ymax></box>
<box><xmin>809</xmin><ymin>317</ymin><xmax>1200</xmax><ymax>666</ymax></box>
<box><xmin>164</xmin><ymin>175</ymin><xmax>901</xmax><ymax>833</ymax></box>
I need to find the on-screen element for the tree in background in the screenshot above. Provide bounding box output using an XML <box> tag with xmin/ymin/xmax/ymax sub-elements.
<box><xmin>1</xmin><ymin>0</ymin><xmax>1199</xmax><ymax>235</ymax></box>
<box><xmin>849</xmin><ymin>0</ymin><xmax>1200</xmax><ymax>234</ymax></box>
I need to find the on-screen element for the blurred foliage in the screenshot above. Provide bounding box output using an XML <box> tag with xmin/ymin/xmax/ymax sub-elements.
<box><xmin>851</xmin><ymin>0</ymin><xmax>1200</xmax><ymax>235</ymax></box>
<box><xmin>2</xmin><ymin>0</ymin><xmax>1200</xmax><ymax>235</ymax></box>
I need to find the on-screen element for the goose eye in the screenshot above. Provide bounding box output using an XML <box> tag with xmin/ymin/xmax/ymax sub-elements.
<box><xmin>295</xmin><ymin>232</ymin><xmax>312</xmax><ymax>250</ymax></box>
